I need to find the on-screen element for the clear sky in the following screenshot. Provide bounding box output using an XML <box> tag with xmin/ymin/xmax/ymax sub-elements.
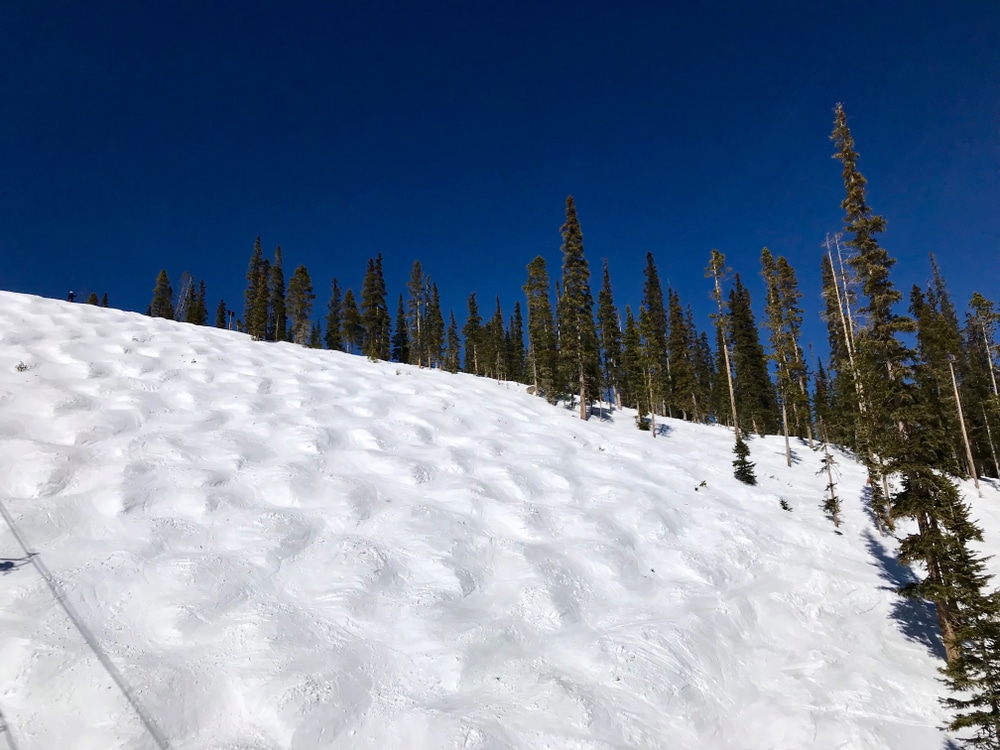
<box><xmin>2</xmin><ymin>0</ymin><xmax>998</xmax><ymax>356</ymax></box>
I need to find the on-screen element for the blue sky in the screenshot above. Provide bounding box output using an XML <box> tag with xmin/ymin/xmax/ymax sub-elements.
<box><xmin>2</xmin><ymin>1</ymin><xmax>998</xmax><ymax>357</ymax></box>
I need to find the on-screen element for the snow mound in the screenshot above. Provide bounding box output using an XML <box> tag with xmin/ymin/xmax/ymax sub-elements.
<box><xmin>0</xmin><ymin>290</ymin><xmax>985</xmax><ymax>749</ymax></box>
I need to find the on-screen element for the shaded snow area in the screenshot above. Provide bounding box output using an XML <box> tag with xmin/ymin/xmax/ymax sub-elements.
<box><xmin>1</xmin><ymin>291</ymin><xmax>996</xmax><ymax>749</ymax></box>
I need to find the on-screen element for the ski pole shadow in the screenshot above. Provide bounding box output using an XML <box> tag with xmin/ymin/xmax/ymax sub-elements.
<box><xmin>0</xmin><ymin>554</ymin><xmax>36</xmax><ymax>575</ymax></box>
<box><xmin>863</xmin><ymin>528</ymin><xmax>946</xmax><ymax>661</ymax></box>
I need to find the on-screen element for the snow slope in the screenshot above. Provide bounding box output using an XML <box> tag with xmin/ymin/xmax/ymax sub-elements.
<box><xmin>0</xmin><ymin>290</ymin><xmax>993</xmax><ymax>749</ymax></box>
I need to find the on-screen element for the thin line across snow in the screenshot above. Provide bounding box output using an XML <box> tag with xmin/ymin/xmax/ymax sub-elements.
<box><xmin>0</xmin><ymin>497</ymin><xmax>170</xmax><ymax>750</ymax></box>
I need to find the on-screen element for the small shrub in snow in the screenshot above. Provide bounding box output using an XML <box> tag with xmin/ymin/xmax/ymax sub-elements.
<box><xmin>15</xmin><ymin>361</ymin><xmax>29</xmax><ymax>372</ymax></box>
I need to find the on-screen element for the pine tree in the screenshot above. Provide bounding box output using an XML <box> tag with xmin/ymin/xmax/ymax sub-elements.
<box><xmin>462</xmin><ymin>293</ymin><xmax>484</xmax><ymax>375</ymax></box>
<box><xmin>707</xmin><ymin>250</ymin><xmax>739</xmax><ymax>435</ymax></box>
<box><xmin>150</xmin><ymin>270</ymin><xmax>174</xmax><ymax>319</ymax></box>
<box><xmin>667</xmin><ymin>289</ymin><xmax>698</xmax><ymax>420</ymax></box>
<box><xmin>523</xmin><ymin>257</ymin><xmax>558</xmax><ymax>402</ymax></box>
<box><xmin>406</xmin><ymin>261</ymin><xmax>427</xmax><ymax>366</ymax></box>
<box><xmin>100</xmin><ymin>292</ymin><xmax>109</xmax><ymax>307</ymax></box>
<box><xmin>966</xmin><ymin>292</ymin><xmax>1000</xmax><ymax>477</ymax></box>
<box><xmin>733</xmin><ymin>434</ymin><xmax>757</xmax><ymax>485</ymax></box>
<box><xmin>269</xmin><ymin>246</ymin><xmax>287</xmax><ymax>342</ymax></box>
<box><xmin>216</xmin><ymin>299</ymin><xmax>227</xmax><ymax>328</ymax></box>
<box><xmin>309</xmin><ymin>322</ymin><xmax>322</xmax><ymax>349</ymax></box>
<box><xmin>392</xmin><ymin>294</ymin><xmax>410</xmax><ymax>363</ymax></box>
<box><xmin>183</xmin><ymin>283</ymin><xmax>199</xmax><ymax>323</ymax></box>
<box><xmin>342</xmin><ymin>289</ymin><xmax>362</xmax><ymax>354</ymax></box>
<box><xmin>639</xmin><ymin>252</ymin><xmax>670</xmax><ymax>430</ymax></box>
<box><xmin>86</xmin><ymin>292</ymin><xmax>99</xmax><ymax>305</ymax></box>
<box><xmin>693</xmin><ymin>325</ymin><xmax>716</xmax><ymax>424</ymax></box>
<box><xmin>425</xmin><ymin>283</ymin><xmax>445</xmax><ymax>368</ymax></box>
<box><xmin>620</xmin><ymin>306</ymin><xmax>648</xmax><ymax>422</ymax></box>
<box><xmin>248</xmin><ymin>259</ymin><xmax>271</xmax><ymax>340</ymax></box>
<box><xmin>832</xmin><ymin>102</ymin><xmax>913</xmax><ymax>531</ymax></box>
<box><xmin>729</xmin><ymin>274</ymin><xmax>779</xmax><ymax>435</ymax></box>
<box><xmin>445</xmin><ymin>311</ymin><xmax>461</xmax><ymax>373</ymax></box>
<box><xmin>360</xmin><ymin>256</ymin><xmax>390</xmax><ymax>360</ymax></box>
<box><xmin>287</xmin><ymin>265</ymin><xmax>315</xmax><ymax>345</ymax></box>
<box><xmin>762</xmin><ymin>248</ymin><xmax>812</xmax><ymax>456</ymax></box>
<box><xmin>507</xmin><ymin>301</ymin><xmax>527</xmax><ymax>384</ymax></box>
<box><xmin>596</xmin><ymin>260</ymin><xmax>623</xmax><ymax>411</ymax></box>
<box><xmin>325</xmin><ymin>278</ymin><xmax>343</xmax><ymax>351</ymax></box>
<box><xmin>557</xmin><ymin>196</ymin><xmax>600</xmax><ymax>419</ymax></box>
<box><xmin>193</xmin><ymin>281</ymin><xmax>208</xmax><ymax>325</ymax></box>
<box><xmin>484</xmin><ymin>296</ymin><xmax>508</xmax><ymax>380</ymax></box>
<box><xmin>244</xmin><ymin>236</ymin><xmax>264</xmax><ymax>330</ymax></box>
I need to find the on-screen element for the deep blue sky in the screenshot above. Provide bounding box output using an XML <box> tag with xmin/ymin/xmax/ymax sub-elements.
<box><xmin>2</xmin><ymin>1</ymin><xmax>998</xmax><ymax>356</ymax></box>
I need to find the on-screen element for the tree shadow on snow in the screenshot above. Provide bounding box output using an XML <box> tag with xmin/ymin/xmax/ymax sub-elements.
<box><xmin>655</xmin><ymin>423</ymin><xmax>672</xmax><ymax>437</ymax></box>
<box><xmin>862</xmin><ymin>529</ymin><xmax>946</xmax><ymax>662</ymax></box>
<box><xmin>940</xmin><ymin>740</ymin><xmax>961</xmax><ymax>750</ymax></box>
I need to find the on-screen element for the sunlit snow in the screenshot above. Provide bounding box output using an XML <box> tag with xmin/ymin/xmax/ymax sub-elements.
<box><xmin>1</xmin><ymin>291</ymin><xmax>992</xmax><ymax>749</ymax></box>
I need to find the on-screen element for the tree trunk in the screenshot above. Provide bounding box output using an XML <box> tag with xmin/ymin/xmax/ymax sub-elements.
<box><xmin>782</xmin><ymin>399</ymin><xmax>791</xmax><ymax>468</ymax></box>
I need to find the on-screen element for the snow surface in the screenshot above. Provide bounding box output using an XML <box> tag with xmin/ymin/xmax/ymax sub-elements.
<box><xmin>0</xmin><ymin>290</ymin><xmax>995</xmax><ymax>749</ymax></box>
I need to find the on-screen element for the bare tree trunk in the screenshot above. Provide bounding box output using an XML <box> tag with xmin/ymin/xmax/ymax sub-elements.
<box><xmin>949</xmin><ymin>357</ymin><xmax>979</xmax><ymax>491</ymax></box>
<box><xmin>579</xmin><ymin>367</ymin><xmax>587</xmax><ymax>421</ymax></box>
<box><xmin>983</xmin><ymin>403</ymin><xmax>1000</xmax><ymax>478</ymax></box>
<box><xmin>782</xmin><ymin>398</ymin><xmax>791</xmax><ymax>468</ymax></box>
<box><xmin>823</xmin><ymin>440</ymin><xmax>839</xmax><ymax>527</ymax></box>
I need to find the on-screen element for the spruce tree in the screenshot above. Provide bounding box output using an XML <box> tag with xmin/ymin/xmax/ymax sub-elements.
<box><xmin>100</xmin><ymin>293</ymin><xmax>109</xmax><ymax>308</ymax></box>
<box><xmin>248</xmin><ymin>259</ymin><xmax>271</xmax><ymax>340</ymax></box>
<box><xmin>445</xmin><ymin>311</ymin><xmax>461</xmax><ymax>373</ymax></box>
<box><xmin>183</xmin><ymin>283</ymin><xmax>199</xmax><ymax>323</ymax></box>
<box><xmin>523</xmin><ymin>257</ymin><xmax>558</xmax><ymax>402</ymax></box>
<box><xmin>729</xmin><ymin>274</ymin><xmax>779</xmax><ymax>435</ymax></box>
<box><xmin>406</xmin><ymin>261</ymin><xmax>427</xmax><ymax>366</ymax></box>
<box><xmin>392</xmin><ymin>294</ymin><xmax>410</xmax><ymax>363</ymax></box>
<box><xmin>507</xmin><ymin>301</ymin><xmax>527</xmax><ymax>384</ymax></box>
<box><xmin>596</xmin><ymin>260</ymin><xmax>623</xmax><ymax>412</ymax></box>
<box><xmin>667</xmin><ymin>289</ymin><xmax>698</xmax><ymax>420</ymax></box>
<box><xmin>733</xmin><ymin>434</ymin><xmax>757</xmax><ymax>485</ymax></box>
<box><xmin>244</xmin><ymin>236</ymin><xmax>264</xmax><ymax>330</ymax></box>
<box><xmin>216</xmin><ymin>299</ymin><xmax>227</xmax><ymax>328</ymax></box>
<box><xmin>287</xmin><ymin>265</ymin><xmax>315</xmax><ymax>345</ymax></box>
<box><xmin>342</xmin><ymin>289</ymin><xmax>362</xmax><ymax>354</ymax></box>
<box><xmin>832</xmin><ymin>102</ymin><xmax>913</xmax><ymax>531</ymax></box>
<box><xmin>462</xmin><ymin>293</ymin><xmax>484</xmax><ymax>375</ymax></box>
<box><xmin>269</xmin><ymin>246</ymin><xmax>287</xmax><ymax>342</ymax></box>
<box><xmin>484</xmin><ymin>296</ymin><xmax>508</xmax><ymax>380</ymax></box>
<box><xmin>150</xmin><ymin>270</ymin><xmax>174</xmax><ymax>319</ymax></box>
<box><xmin>309</xmin><ymin>322</ymin><xmax>322</xmax><ymax>349</ymax></box>
<box><xmin>193</xmin><ymin>281</ymin><xmax>208</xmax><ymax>325</ymax></box>
<box><xmin>360</xmin><ymin>256</ymin><xmax>390</xmax><ymax>360</ymax></box>
<box><xmin>86</xmin><ymin>292</ymin><xmax>99</xmax><ymax>305</ymax></box>
<box><xmin>425</xmin><ymin>283</ymin><xmax>445</xmax><ymax>368</ymax></box>
<box><xmin>707</xmin><ymin>250</ymin><xmax>739</xmax><ymax>435</ymax></box>
<box><xmin>620</xmin><ymin>306</ymin><xmax>648</xmax><ymax>422</ymax></box>
<box><xmin>556</xmin><ymin>196</ymin><xmax>600</xmax><ymax>419</ymax></box>
<box><xmin>966</xmin><ymin>292</ymin><xmax>1000</xmax><ymax>477</ymax></box>
<box><xmin>639</xmin><ymin>252</ymin><xmax>670</xmax><ymax>428</ymax></box>
<box><xmin>325</xmin><ymin>278</ymin><xmax>343</xmax><ymax>351</ymax></box>
<box><xmin>693</xmin><ymin>325</ymin><xmax>717</xmax><ymax>424</ymax></box>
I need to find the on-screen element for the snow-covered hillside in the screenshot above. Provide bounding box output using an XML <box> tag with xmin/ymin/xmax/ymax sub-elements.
<box><xmin>0</xmin><ymin>291</ymin><xmax>993</xmax><ymax>749</ymax></box>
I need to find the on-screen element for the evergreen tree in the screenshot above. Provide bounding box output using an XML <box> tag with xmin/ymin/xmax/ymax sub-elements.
<box><xmin>425</xmin><ymin>283</ymin><xmax>445</xmax><ymax>368</ymax></box>
<box><xmin>707</xmin><ymin>250</ymin><xmax>739</xmax><ymax>434</ymax></box>
<box><xmin>667</xmin><ymin>289</ymin><xmax>698</xmax><ymax>420</ymax></box>
<box><xmin>86</xmin><ymin>292</ymin><xmax>99</xmax><ymax>305</ymax></box>
<box><xmin>406</xmin><ymin>261</ymin><xmax>428</xmax><ymax>366</ymax></box>
<box><xmin>462</xmin><ymin>293</ymin><xmax>484</xmax><ymax>375</ymax></box>
<box><xmin>523</xmin><ymin>257</ymin><xmax>558</xmax><ymax>402</ymax></box>
<box><xmin>244</xmin><ymin>236</ymin><xmax>264</xmax><ymax>331</ymax></box>
<box><xmin>557</xmin><ymin>196</ymin><xmax>600</xmax><ymax>419</ymax></box>
<box><xmin>360</xmin><ymin>256</ymin><xmax>390</xmax><ymax>359</ymax></box>
<box><xmin>832</xmin><ymin>102</ymin><xmax>913</xmax><ymax>531</ymax></box>
<box><xmin>507</xmin><ymin>300</ymin><xmax>527</xmax><ymax>384</ymax></box>
<box><xmin>445</xmin><ymin>311</ymin><xmax>461</xmax><ymax>373</ymax></box>
<box><xmin>100</xmin><ymin>292</ymin><xmax>109</xmax><ymax>307</ymax></box>
<box><xmin>269</xmin><ymin>246</ymin><xmax>287</xmax><ymax>342</ymax></box>
<box><xmin>248</xmin><ymin>258</ymin><xmax>271</xmax><ymax>340</ymax></box>
<box><xmin>596</xmin><ymin>260</ymin><xmax>623</xmax><ymax>411</ymax></box>
<box><xmin>732</xmin><ymin>434</ymin><xmax>757</xmax><ymax>485</ymax></box>
<box><xmin>287</xmin><ymin>264</ymin><xmax>315</xmax><ymax>345</ymax></box>
<box><xmin>966</xmin><ymin>292</ymin><xmax>1000</xmax><ymax>477</ymax></box>
<box><xmin>620</xmin><ymin>306</ymin><xmax>648</xmax><ymax>421</ymax></box>
<box><xmin>819</xmin><ymin>251</ymin><xmax>860</xmax><ymax>446</ymax></box>
<box><xmin>216</xmin><ymin>299</ymin><xmax>227</xmax><ymax>328</ymax></box>
<box><xmin>183</xmin><ymin>283</ymin><xmax>198</xmax><ymax>323</ymax></box>
<box><xmin>194</xmin><ymin>281</ymin><xmax>208</xmax><ymax>325</ymax></box>
<box><xmin>693</xmin><ymin>325</ymin><xmax>717</xmax><ymax>424</ymax></box>
<box><xmin>639</xmin><ymin>252</ymin><xmax>670</xmax><ymax>427</ymax></box>
<box><xmin>484</xmin><ymin>296</ymin><xmax>508</xmax><ymax>380</ymax></box>
<box><xmin>392</xmin><ymin>294</ymin><xmax>410</xmax><ymax>363</ymax></box>
<box><xmin>818</xmin><ymin>440</ymin><xmax>841</xmax><ymax>527</ymax></box>
<box><xmin>150</xmin><ymin>270</ymin><xmax>174</xmax><ymax>319</ymax></box>
<box><xmin>342</xmin><ymin>289</ymin><xmax>362</xmax><ymax>354</ymax></box>
<box><xmin>729</xmin><ymin>274</ymin><xmax>779</xmax><ymax>435</ymax></box>
<box><xmin>324</xmin><ymin>278</ymin><xmax>343</xmax><ymax>351</ymax></box>
<box><xmin>309</xmin><ymin>322</ymin><xmax>322</xmax><ymax>349</ymax></box>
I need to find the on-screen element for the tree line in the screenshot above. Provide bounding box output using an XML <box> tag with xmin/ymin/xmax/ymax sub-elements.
<box><xmin>139</xmin><ymin>104</ymin><xmax>1000</xmax><ymax>745</ymax></box>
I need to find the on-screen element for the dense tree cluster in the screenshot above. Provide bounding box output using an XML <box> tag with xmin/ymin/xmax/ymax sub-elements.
<box><xmin>126</xmin><ymin>104</ymin><xmax>1000</xmax><ymax>745</ymax></box>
